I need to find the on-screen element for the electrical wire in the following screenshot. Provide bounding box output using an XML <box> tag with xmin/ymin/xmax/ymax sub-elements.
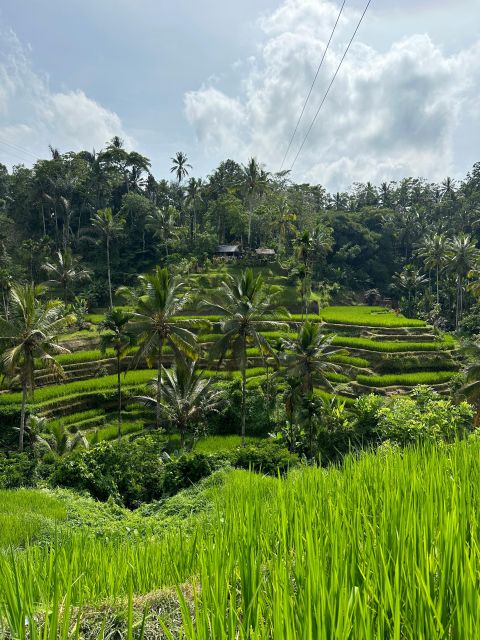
<box><xmin>279</xmin><ymin>0</ymin><xmax>347</xmax><ymax>171</ymax></box>
<box><xmin>289</xmin><ymin>0</ymin><xmax>372</xmax><ymax>172</ymax></box>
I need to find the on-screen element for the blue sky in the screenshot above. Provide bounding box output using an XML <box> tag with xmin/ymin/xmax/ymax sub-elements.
<box><xmin>0</xmin><ymin>0</ymin><xmax>479</xmax><ymax>190</ymax></box>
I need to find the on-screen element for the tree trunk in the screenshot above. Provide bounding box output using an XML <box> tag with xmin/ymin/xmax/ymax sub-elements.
<box><xmin>241</xmin><ymin>343</ymin><xmax>247</xmax><ymax>447</ymax></box>
<box><xmin>436</xmin><ymin>265</ymin><xmax>440</xmax><ymax>305</ymax></box>
<box><xmin>19</xmin><ymin>381</ymin><xmax>27</xmax><ymax>452</ymax></box>
<box><xmin>117</xmin><ymin>352</ymin><xmax>122</xmax><ymax>440</ymax></box>
<box><xmin>106</xmin><ymin>236</ymin><xmax>113</xmax><ymax>309</ymax></box>
<box><xmin>156</xmin><ymin>343</ymin><xmax>163</xmax><ymax>429</ymax></box>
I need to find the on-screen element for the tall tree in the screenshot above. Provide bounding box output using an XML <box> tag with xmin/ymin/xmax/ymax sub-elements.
<box><xmin>133</xmin><ymin>357</ymin><xmax>224</xmax><ymax>448</ymax></box>
<box><xmin>43</xmin><ymin>248</ymin><xmax>91</xmax><ymax>305</ymax></box>
<box><xmin>120</xmin><ymin>267</ymin><xmax>203</xmax><ymax>429</ymax></box>
<box><xmin>0</xmin><ymin>284</ymin><xmax>73</xmax><ymax>450</ymax></box>
<box><xmin>416</xmin><ymin>233</ymin><xmax>448</xmax><ymax>305</ymax></box>
<box><xmin>170</xmin><ymin>151</ymin><xmax>192</xmax><ymax>184</ymax></box>
<box><xmin>99</xmin><ymin>308</ymin><xmax>135</xmax><ymax>440</ymax></box>
<box><xmin>202</xmin><ymin>268</ymin><xmax>287</xmax><ymax>446</ymax></box>
<box><xmin>279</xmin><ymin>322</ymin><xmax>342</xmax><ymax>395</ymax></box>
<box><xmin>90</xmin><ymin>208</ymin><xmax>125</xmax><ymax>309</ymax></box>
<box><xmin>241</xmin><ymin>158</ymin><xmax>269</xmax><ymax>248</ymax></box>
<box><xmin>447</xmin><ymin>234</ymin><xmax>479</xmax><ymax>327</ymax></box>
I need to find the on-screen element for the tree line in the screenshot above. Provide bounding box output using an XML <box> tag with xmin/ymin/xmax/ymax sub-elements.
<box><xmin>0</xmin><ymin>138</ymin><xmax>480</xmax><ymax>329</ymax></box>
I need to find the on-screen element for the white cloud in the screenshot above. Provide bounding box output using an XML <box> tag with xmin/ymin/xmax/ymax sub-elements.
<box><xmin>0</xmin><ymin>29</ymin><xmax>133</xmax><ymax>166</ymax></box>
<box><xmin>184</xmin><ymin>0</ymin><xmax>480</xmax><ymax>190</ymax></box>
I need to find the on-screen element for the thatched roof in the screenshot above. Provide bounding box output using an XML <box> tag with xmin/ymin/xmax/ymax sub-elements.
<box><xmin>255</xmin><ymin>247</ymin><xmax>276</xmax><ymax>255</ymax></box>
<box><xmin>216</xmin><ymin>244</ymin><xmax>241</xmax><ymax>253</ymax></box>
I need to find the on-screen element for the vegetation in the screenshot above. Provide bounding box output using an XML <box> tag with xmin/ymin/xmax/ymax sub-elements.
<box><xmin>1</xmin><ymin>139</ymin><xmax>480</xmax><ymax>636</ymax></box>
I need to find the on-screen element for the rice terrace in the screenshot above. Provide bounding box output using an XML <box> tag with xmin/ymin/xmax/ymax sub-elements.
<box><xmin>1</xmin><ymin>0</ymin><xmax>480</xmax><ymax>638</ymax></box>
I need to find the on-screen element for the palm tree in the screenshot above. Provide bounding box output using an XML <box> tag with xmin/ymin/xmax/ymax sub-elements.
<box><xmin>276</xmin><ymin>198</ymin><xmax>296</xmax><ymax>256</ymax></box>
<box><xmin>202</xmin><ymin>268</ymin><xmax>287</xmax><ymax>446</ymax></box>
<box><xmin>0</xmin><ymin>269</ymin><xmax>13</xmax><ymax>320</ymax></box>
<box><xmin>185</xmin><ymin>177</ymin><xmax>203</xmax><ymax>241</ymax></box>
<box><xmin>416</xmin><ymin>233</ymin><xmax>448</xmax><ymax>304</ymax></box>
<box><xmin>0</xmin><ymin>284</ymin><xmax>74</xmax><ymax>451</ymax></box>
<box><xmin>91</xmin><ymin>208</ymin><xmax>125</xmax><ymax>309</ymax></box>
<box><xmin>393</xmin><ymin>265</ymin><xmax>428</xmax><ymax>314</ymax></box>
<box><xmin>132</xmin><ymin>358</ymin><xmax>224</xmax><ymax>448</ymax></box>
<box><xmin>146</xmin><ymin>206</ymin><xmax>178</xmax><ymax>259</ymax></box>
<box><xmin>170</xmin><ymin>151</ymin><xmax>192</xmax><ymax>184</ymax></box>
<box><xmin>43</xmin><ymin>248</ymin><xmax>91</xmax><ymax>305</ymax></box>
<box><xmin>279</xmin><ymin>322</ymin><xmax>342</xmax><ymax>395</ymax></box>
<box><xmin>99</xmin><ymin>308</ymin><xmax>135</xmax><ymax>440</ymax></box>
<box><xmin>240</xmin><ymin>158</ymin><xmax>269</xmax><ymax>247</ymax></box>
<box><xmin>120</xmin><ymin>266</ymin><xmax>204</xmax><ymax>429</ymax></box>
<box><xmin>447</xmin><ymin>234</ymin><xmax>479</xmax><ymax>327</ymax></box>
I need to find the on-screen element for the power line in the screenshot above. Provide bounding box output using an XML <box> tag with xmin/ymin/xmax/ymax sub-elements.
<box><xmin>0</xmin><ymin>145</ymin><xmax>33</xmax><ymax>165</ymax></box>
<box><xmin>0</xmin><ymin>138</ymin><xmax>40</xmax><ymax>161</ymax></box>
<box><xmin>279</xmin><ymin>0</ymin><xmax>347</xmax><ymax>171</ymax></box>
<box><xmin>289</xmin><ymin>0</ymin><xmax>372</xmax><ymax>173</ymax></box>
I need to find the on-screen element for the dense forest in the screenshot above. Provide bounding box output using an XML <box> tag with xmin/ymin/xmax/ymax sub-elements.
<box><xmin>1</xmin><ymin>136</ymin><xmax>480</xmax><ymax>331</ymax></box>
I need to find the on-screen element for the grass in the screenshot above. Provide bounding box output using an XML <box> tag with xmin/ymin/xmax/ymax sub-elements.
<box><xmin>0</xmin><ymin>489</ymin><xmax>67</xmax><ymax>548</ymax></box>
<box><xmin>87</xmin><ymin>419</ymin><xmax>145</xmax><ymax>443</ymax></box>
<box><xmin>319</xmin><ymin>305</ymin><xmax>427</xmax><ymax>327</ymax></box>
<box><xmin>327</xmin><ymin>353</ymin><xmax>370</xmax><ymax>368</ymax></box>
<box><xmin>357</xmin><ymin>370</ymin><xmax>456</xmax><ymax>387</ymax></box>
<box><xmin>4</xmin><ymin>441</ymin><xmax>480</xmax><ymax>636</ymax></box>
<box><xmin>0</xmin><ymin>370</ymin><xmax>154</xmax><ymax>406</ymax></box>
<box><xmin>332</xmin><ymin>334</ymin><xmax>455</xmax><ymax>352</ymax></box>
<box><xmin>194</xmin><ymin>435</ymin><xmax>263</xmax><ymax>453</ymax></box>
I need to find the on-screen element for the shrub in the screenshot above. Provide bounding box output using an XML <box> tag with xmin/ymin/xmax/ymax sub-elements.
<box><xmin>231</xmin><ymin>441</ymin><xmax>299</xmax><ymax>475</ymax></box>
<box><xmin>376</xmin><ymin>387</ymin><xmax>474</xmax><ymax>446</ymax></box>
<box><xmin>0</xmin><ymin>452</ymin><xmax>38</xmax><ymax>489</ymax></box>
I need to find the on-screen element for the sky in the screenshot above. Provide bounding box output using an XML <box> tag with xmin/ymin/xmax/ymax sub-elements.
<box><xmin>0</xmin><ymin>0</ymin><xmax>479</xmax><ymax>191</ymax></box>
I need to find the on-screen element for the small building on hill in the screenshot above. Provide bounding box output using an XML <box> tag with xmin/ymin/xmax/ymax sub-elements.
<box><xmin>255</xmin><ymin>247</ymin><xmax>276</xmax><ymax>261</ymax></box>
<box><xmin>215</xmin><ymin>244</ymin><xmax>241</xmax><ymax>258</ymax></box>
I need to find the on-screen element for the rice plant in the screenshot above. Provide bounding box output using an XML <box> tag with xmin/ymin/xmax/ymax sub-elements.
<box><xmin>357</xmin><ymin>370</ymin><xmax>456</xmax><ymax>387</ymax></box>
<box><xmin>3</xmin><ymin>441</ymin><xmax>480</xmax><ymax>637</ymax></box>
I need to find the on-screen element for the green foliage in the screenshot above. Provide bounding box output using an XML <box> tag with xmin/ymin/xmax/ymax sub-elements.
<box><xmin>332</xmin><ymin>334</ymin><xmax>455</xmax><ymax>352</ymax></box>
<box><xmin>357</xmin><ymin>371</ymin><xmax>456</xmax><ymax>387</ymax></box>
<box><xmin>231</xmin><ymin>441</ymin><xmax>299</xmax><ymax>475</ymax></box>
<box><xmin>319</xmin><ymin>305</ymin><xmax>427</xmax><ymax>327</ymax></box>
<box><xmin>0</xmin><ymin>489</ymin><xmax>66</xmax><ymax>547</ymax></box>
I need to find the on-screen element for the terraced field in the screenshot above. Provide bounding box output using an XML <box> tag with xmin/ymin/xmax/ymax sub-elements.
<box><xmin>0</xmin><ymin>279</ymin><xmax>460</xmax><ymax>447</ymax></box>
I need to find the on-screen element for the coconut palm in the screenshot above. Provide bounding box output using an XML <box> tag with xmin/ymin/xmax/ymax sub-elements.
<box><xmin>0</xmin><ymin>284</ymin><xmax>74</xmax><ymax>451</ymax></box>
<box><xmin>185</xmin><ymin>177</ymin><xmax>203</xmax><ymax>240</ymax></box>
<box><xmin>90</xmin><ymin>208</ymin><xmax>125</xmax><ymax>309</ymax></box>
<box><xmin>0</xmin><ymin>269</ymin><xmax>13</xmax><ymax>320</ymax></box>
<box><xmin>447</xmin><ymin>234</ymin><xmax>479</xmax><ymax>327</ymax></box>
<box><xmin>202</xmin><ymin>268</ymin><xmax>287</xmax><ymax>446</ymax></box>
<box><xmin>120</xmin><ymin>266</ymin><xmax>205</xmax><ymax>429</ymax></box>
<box><xmin>240</xmin><ymin>158</ymin><xmax>269</xmax><ymax>247</ymax></box>
<box><xmin>99</xmin><ymin>308</ymin><xmax>135</xmax><ymax>439</ymax></box>
<box><xmin>43</xmin><ymin>248</ymin><xmax>91</xmax><ymax>305</ymax></box>
<box><xmin>132</xmin><ymin>358</ymin><xmax>224</xmax><ymax>448</ymax></box>
<box><xmin>416</xmin><ymin>233</ymin><xmax>448</xmax><ymax>304</ymax></box>
<box><xmin>279</xmin><ymin>322</ymin><xmax>342</xmax><ymax>395</ymax></box>
<box><xmin>146</xmin><ymin>206</ymin><xmax>178</xmax><ymax>259</ymax></box>
<box><xmin>393</xmin><ymin>265</ymin><xmax>428</xmax><ymax>315</ymax></box>
<box><xmin>170</xmin><ymin>151</ymin><xmax>192</xmax><ymax>184</ymax></box>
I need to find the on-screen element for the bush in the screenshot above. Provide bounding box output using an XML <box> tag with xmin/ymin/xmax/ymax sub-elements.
<box><xmin>376</xmin><ymin>387</ymin><xmax>474</xmax><ymax>446</ymax></box>
<box><xmin>0</xmin><ymin>452</ymin><xmax>38</xmax><ymax>489</ymax></box>
<box><xmin>232</xmin><ymin>441</ymin><xmax>299</xmax><ymax>475</ymax></box>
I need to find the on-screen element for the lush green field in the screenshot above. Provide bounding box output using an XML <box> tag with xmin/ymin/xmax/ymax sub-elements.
<box><xmin>0</xmin><ymin>489</ymin><xmax>67</xmax><ymax>547</ymax></box>
<box><xmin>3</xmin><ymin>441</ymin><xmax>480</xmax><ymax>637</ymax></box>
<box><xmin>318</xmin><ymin>305</ymin><xmax>427</xmax><ymax>327</ymax></box>
<box><xmin>332</xmin><ymin>334</ymin><xmax>455</xmax><ymax>352</ymax></box>
<box><xmin>357</xmin><ymin>370</ymin><xmax>457</xmax><ymax>387</ymax></box>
